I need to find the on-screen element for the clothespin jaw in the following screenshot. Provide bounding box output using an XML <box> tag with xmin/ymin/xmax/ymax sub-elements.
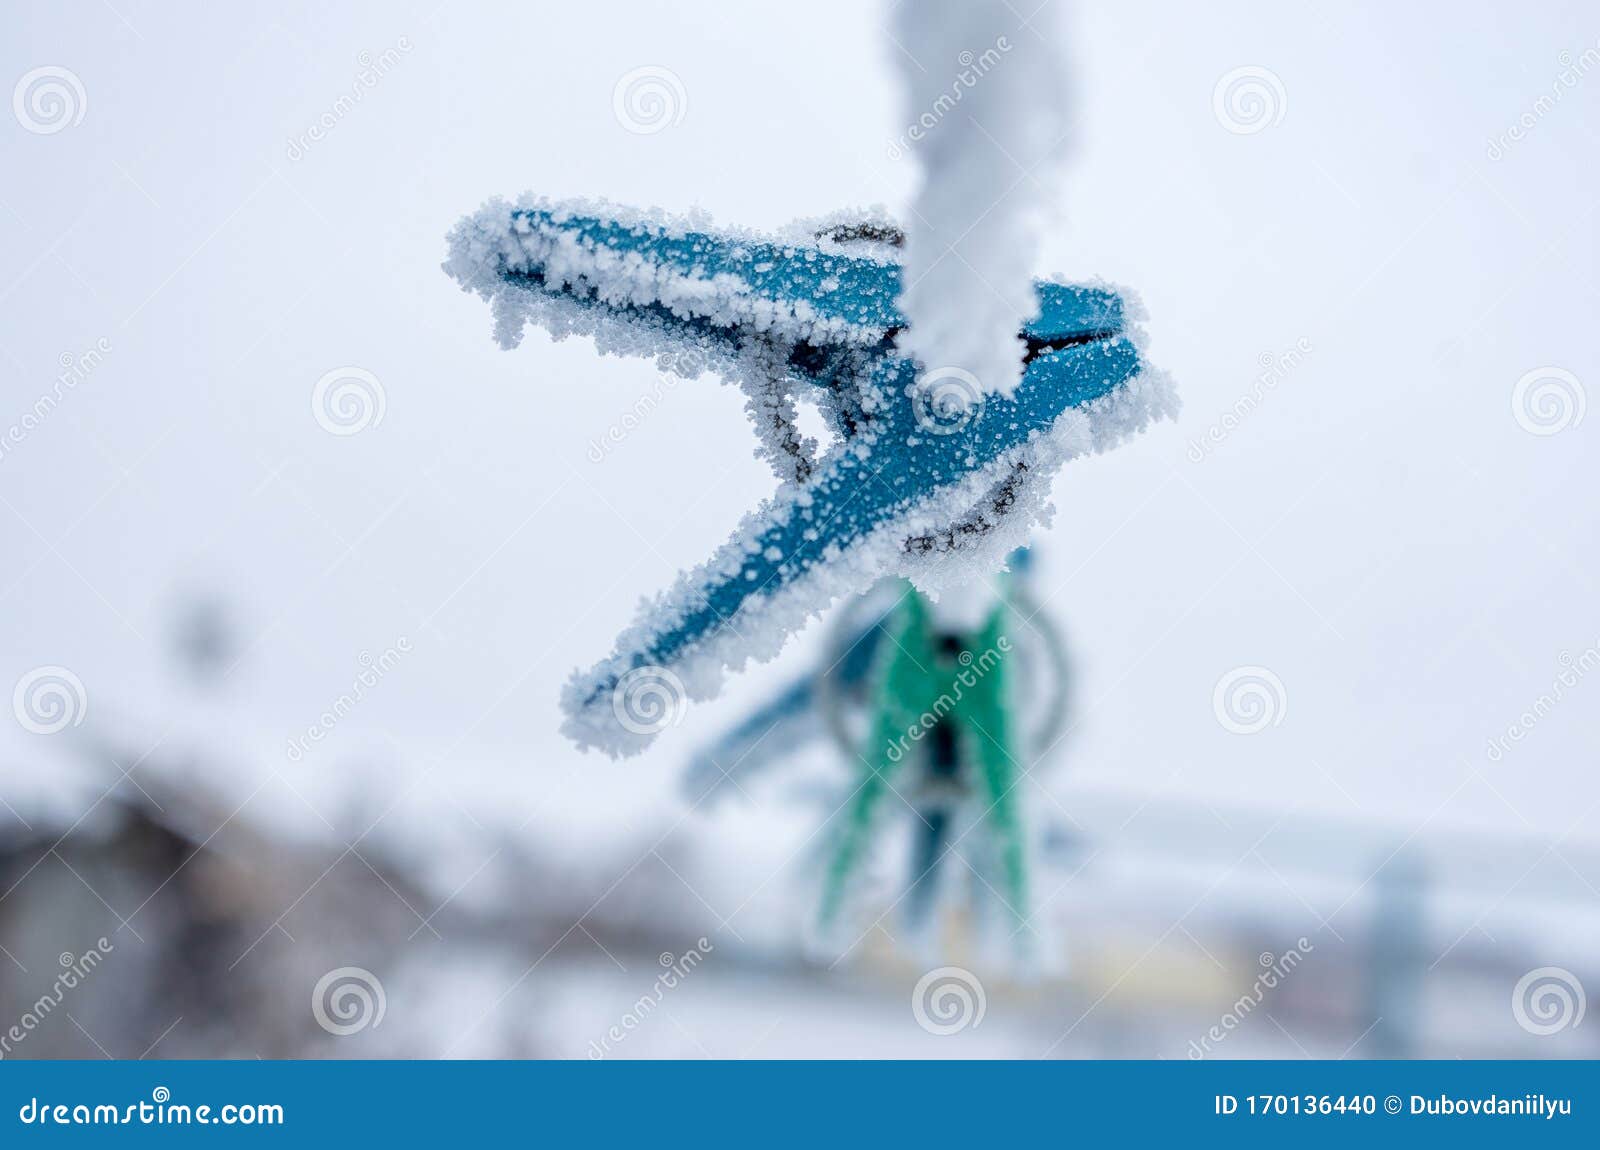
<box><xmin>444</xmin><ymin>196</ymin><xmax>1176</xmax><ymax>756</ymax></box>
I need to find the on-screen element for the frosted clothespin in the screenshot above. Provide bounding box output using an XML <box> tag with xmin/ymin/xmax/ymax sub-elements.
<box><xmin>444</xmin><ymin>197</ymin><xmax>1175</xmax><ymax>756</ymax></box>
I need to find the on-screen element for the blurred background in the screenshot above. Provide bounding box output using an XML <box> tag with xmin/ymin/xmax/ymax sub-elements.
<box><xmin>1</xmin><ymin>0</ymin><xmax>1596</xmax><ymax>1058</ymax></box>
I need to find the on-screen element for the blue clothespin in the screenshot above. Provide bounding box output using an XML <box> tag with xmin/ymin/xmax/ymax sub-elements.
<box><xmin>444</xmin><ymin>197</ymin><xmax>1174</xmax><ymax>756</ymax></box>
